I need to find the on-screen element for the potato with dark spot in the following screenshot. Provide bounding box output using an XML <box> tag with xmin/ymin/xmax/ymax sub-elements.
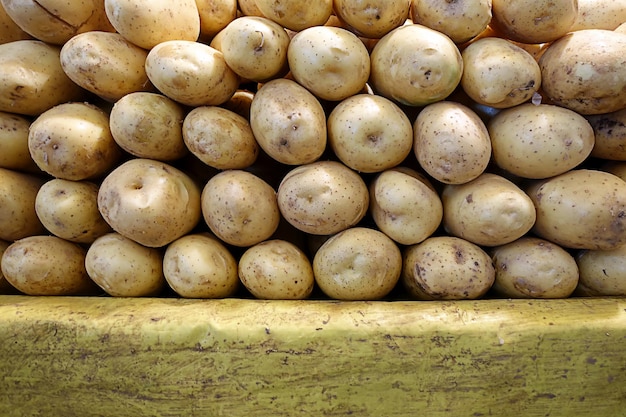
<box><xmin>586</xmin><ymin>108</ymin><xmax>626</xmax><ymax>161</ymax></box>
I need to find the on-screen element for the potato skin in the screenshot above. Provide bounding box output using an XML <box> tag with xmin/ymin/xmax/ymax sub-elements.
<box><xmin>335</xmin><ymin>0</ymin><xmax>409</xmax><ymax>39</ymax></box>
<box><xmin>586</xmin><ymin>108</ymin><xmax>626</xmax><ymax>161</ymax></box>
<box><xmin>576</xmin><ymin>245</ymin><xmax>626</xmax><ymax>296</ymax></box>
<box><xmin>0</xmin><ymin>112</ymin><xmax>39</xmax><ymax>173</ymax></box>
<box><xmin>0</xmin><ymin>167</ymin><xmax>46</xmax><ymax>241</ymax></box>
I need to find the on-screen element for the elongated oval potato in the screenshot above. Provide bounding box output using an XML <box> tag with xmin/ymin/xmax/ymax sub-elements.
<box><xmin>586</xmin><ymin>108</ymin><xmax>626</xmax><ymax>161</ymax></box>
<box><xmin>1</xmin><ymin>235</ymin><xmax>100</xmax><ymax>296</ymax></box>
<box><xmin>334</xmin><ymin>0</ymin><xmax>409</xmax><ymax>39</ymax></box>
<box><xmin>104</xmin><ymin>0</ymin><xmax>200</xmax><ymax>49</ymax></box>
<box><xmin>0</xmin><ymin>40</ymin><xmax>85</xmax><ymax>116</ymax></box>
<box><xmin>402</xmin><ymin>236</ymin><xmax>495</xmax><ymax>300</ymax></box>
<box><xmin>0</xmin><ymin>112</ymin><xmax>39</xmax><ymax>173</ymax></box>
<box><xmin>60</xmin><ymin>31</ymin><xmax>152</xmax><ymax>102</ymax></box>
<box><xmin>411</xmin><ymin>0</ymin><xmax>491</xmax><ymax>44</ymax></box>
<box><xmin>488</xmin><ymin>103</ymin><xmax>595</xmax><ymax>179</ymax></box>
<box><xmin>0</xmin><ymin>167</ymin><xmax>46</xmax><ymax>241</ymax></box>
<box><xmin>254</xmin><ymin>0</ymin><xmax>332</xmax><ymax>31</ymax></box>
<box><xmin>442</xmin><ymin>173</ymin><xmax>536</xmax><ymax>247</ymax></box>
<box><xmin>85</xmin><ymin>233</ymin><xmax>165</xmax><ymax>297</ymax></box>
<box><xmin>576</xmin><ymin>244</ymin><xmax>626</xmax><ymax>296</ymax></box>
<box><xmin>526</xmin><ymin>169</ymin><xmax>626</xmax><ymax>250</ymax></box>
<box><xmin>539</xmin><ymin>29</ymin><xmax>626</xmax><ymax>115</ymax></box>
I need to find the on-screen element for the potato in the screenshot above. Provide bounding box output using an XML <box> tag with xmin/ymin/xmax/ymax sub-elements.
<box><xmin>145</xmin><ymin>40</ymin><xmax>239</xmax><ymax>107</ymax></box>
<box><xmin>0</xmin><ymin>2</ymin><xmax>32</xmax><ymax>43</ymax></box>
<box><xmin>586</xmin><ymin>108</ymin><xmax>626</xmax><ymax>161</ymax></box>
<box><xmin>313</xmin><ymin>227</ymin><xmax>401</xmax><ymax>300</ymax></box>
<box><xmin>0</xmin><ymin>111</ymin><xmax>39</xmax><ymax>173</ymax></box>
<box><xmin>195</xmin><ymin>0</ymin><xmax>237</xmax><ymax>40</ymax></box>
<box><xmin>1</xmin><ymin>235</ymin><xmax>100</xmax><ymax>296</ymax></box>
<box><xmin>570</xmin><ymin>0</ymin><xmax>626</xmax><ymax>31</ymax></box>
<box><xmin>238</xmin><ymin>0</ymin><xmax>264</xmax><ymax>16</ymax></box>
<box><xmin>201</xmin><ymin>170</ymin><xmax>280</xmax><ymax>247</ymax></box>
<box><xmin>369</xmin><ymin>167</ymin><xmax>443</xmax><ymax>246</ymax></box>
<box><xmin>539</xmin><ymin>29</ymin><xmax>626</xmax><ymax>115</ymax></box>
<box><xmin>277</xmin><ymin>161</ymin><xmax>369</xmax><ymax>235</ymax></box>
<box><xmin>575</xmin><ymin>244</ymin><xmax>626</xmax><ymax>296</ymax></box>
<box><xmin>110</xmin><ymin>92</ymin><xmax>188</xmax><ymax>161</ymax></box>
<box><xmin>402</xmin><ymin>236</ymin><xmax>495</xmax><ymax>300</ymax></box>
<box><xmin>0</xmin><ymin>40</ymin><xmax>85</xmax><ymax>116</ymax></box>
<box><xmin>85</xmin><ymin>233</ymin><xmax>165</xmax><ymax>297</ymax></box>
<box><xmin>287</xmin><ymin>26</ymin><xmax>370</xmax><ymax>101</ymax></box>
<box><xmin>98</xmin><ymin>158</ymin><xmax>202</xmax><ymax>248</ymax></box>
<box><xmin>460</xmin><ymin>37</ymin><xmax>541</xmax><ymax>109</ymax></box>
<box><xmin>526</xmin><ymin>169</ymin><xmax>626</xmax><ymax>250</ymax></box>
<box><xmin>222</xmin><ymin>89</ymin><xmax>255</xmax><ymax>120</ymax></box>
<box><xmin>442</xmin><ymin>173</ymin><xmax>536</xmax><ymax>247</ymax></box>
<box><xmin>254</xmin><ymin>0</ymin><xmax>333</xmax><ymax>31</ymax></box>
<box><xmin>490</xmin><ymin>237</ymin><xmax>579</xmax><ymax>299</ymax></box>
<box><xmin>210</xmin><ymin>16</ymin><xmax>290</xmax><ymax>82</ymax></box>
<box><xmin>104</xmin><ymin>0</ymin><xmax>200</xmax><ymax>49</ymax></box>
<box><xmin>238</xmin><ymin>239</ymin><xmax>314</xmax><ymax>299</ymax></box>
<box><xmin>490</xmin><ymin>0</ymin><xmax>578</xmax><ymax>44</ymax></box>
<box><xmin>616</xmin><ymin>22</ymin><xmax>626</xmax><ymax>35</ymax></box>
<box><xmin>334</xmin><ymin>0</ymin><xmax>409</xmax><ymax>39</ymax></box>
<box><xmin>413</xmin><ymin>100</ymin><xmax>491</xmax><ymax>184</ymax></box>
<box><xmin>488</xmin><ymin>103</ymin><xmax>595</xmax><ymax>179</ymax></box>
<box><xmin>0</xmin><ymin>239</ymin><xmax>17</xmax><ymax>294</ymax></box>
<box><xmin>411</xmin><ymin>0</ymin><xmax>492</xmax><ymax>44</ymax></box>
<box><xmin>183</xmin><ymin>106</ymin><xmax>259</xmax><ymax>170</ymax></box>
<box><xmin>163</xmin><ymin>233</ymin><xmax>239</xmax><ymax>298</ymax></box>
<box><xmin>249</xmin><ymin>78</ymin><xmax>326</xmax><ymax>165</ymax></box>
<box><xmin>370</xmin><ymin>24</ymin><xmax>463</xmax><ymax>106</ymax></box>
<box><xmin>35</xmin><ymin>179</ymin><xmax>112</xmax><ymax>244</ymax></box>
<box><xmin>28</xmin><ymin>102</ymin><xmax>122</xmax><ymax>180</ymax></box>
<box><xmin>327</xmin><ymin>94</ymin><xmax>413</xmax><ymax>173</ymax></box>
<box><xmin>0</xmin><ymin>167</ymin><xmax>46</xmax><ymax>241</ymax></box>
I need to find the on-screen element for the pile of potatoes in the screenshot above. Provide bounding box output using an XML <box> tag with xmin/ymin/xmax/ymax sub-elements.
<box><xmin>1</xmin><ymin>0</ymin><xmax>626</xmax><ymax>301</ymax></box>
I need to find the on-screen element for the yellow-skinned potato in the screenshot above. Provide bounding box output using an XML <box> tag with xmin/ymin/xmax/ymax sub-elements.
<box><xmin>110</xmin><ymin>92</ymin><xmax>188</xmax><ymax>161</ymax></box>
<box><xmin>104</xmin><ymin>0</ymin><xmax>200</xmax><ymax>49</ymax></box>
<box><xmin>570</xmin><ymin>0</ymin><xmax>626</xmax><ymax>31</ymax></box>
<box><xmin>328</xmin><ymin>94</ymin><xmax>413</xmax><ymax>173</ymax></box>
<box><xmin>334</xmin><ymin>0</ymin><xmax>409</xmax><ymax>39</ymax></box>
<box><xmin>0</xmin><ymin>40</ymin><xmax>85</xmax><ymax>116</ymax></box>
<box><xmin>183</xmin><ymin>106</ymin><xmax>259</xmax><ymax>170</ymax></box>
<box><xmin>60</xmin><ymin>31</ymin><xmax>152</xmax><ymax>102</ymax></box>
<box><xmin>201</xmin><ymin>170</ymin><xmax>280</xmax><ymax>247</ymax></box>
<box><xmin>0</xmin><ymin>239</ymin><xmax>17</xmax><ymax>294</ymax></box>
<box><xmin>402</xmin><ymin>236</ymin><xmax>495</xmax><ymax>300</ymax></box>
<box><xmin>288</xmin><ymin>26</ymin><xmax>370</xmax><ymax>101</ymax></box>
<box><xmin>461</xmin><ymin>37</ymin><xmax>541</xmax><ymax>109</ymax></box>
<box><xmin>488</xmin><ymin>103</ymin><xmax>595</xmax><ymax>179</ymax></box>
<box><xmin>277</xmin><ymin>161</ymin><xmax>369</xmax><ymax>236</ymax></box>
<box><xmin>442</xmin><ymin>173</ymin><xmax>536</xmax><ymax>247</ymax></box>
<box><xmin>526</xmin><ymin>169</ymin><xmax>626</xmax><ymax>250</ymax></box>
<box><xmin>145</xmin><ymin>40</ymin><xmax>239</xmax><ymax>107</ymax></box>
<box><xmin>586</xmin><ymin>108</ymin><xmax>626</xmax><ymax>161</ymax></box>
<box><xmin>0</xmin><ymin>112</ymin><xmax>39</xmax><ymax>173</ymax></box>
<box><xmin>313</xmin><ymin>227</ymin><xmax>401</xmax><ymax>300</ymax></box>
<box><xmin>85</xmin><ymin>233</ymin><xmax>165</xmax><ymax>297</ymax></box>
<box><xmin>369</xmin><ymin>167</ymin><xmax>443</xmax><ymax>246</ymax></box>
<box><xmin>249</xmin><ymin>78</ymin><xmax>327</xmax><ymax>165</ymax></box>
<box><xmin>414</xmin><ymin>100</ymin><xmax>491</xmax><ymax>184</ymax></box>
<box><xmin>28</xmin><ymin>102</ymin><xmax>122</xmax><ymax>181</ymax></box>
<box><xmin>238</xmin><ymin>239</ymin><xmax>314</xmax><ymax>300</ymax></box>
<box><xmin>98</xmin><ymin>159</ymin><xmax>202</xmax><ymax>248</ymax></box>
<box><xmin>490</xmin><ymin>237</ymin><xmax>579</xmax><ymax>299</ymax></box>
<box><xmin>222</xmin><ymin>89</ymin><xmax>255</xmax><ymax>120</ymax></box>
<box><xmin>210</xmin><ymin>16</ymin><xmax>290</xmax><ymax>82</ymax></box>
<box><xmin>195</xmin><ymin>0</ymin><xmax>237</xmax><ymax>41</ymax></box>
<box><xmin>1</xmin><ymin>235</ymin><xmax>101</xmax><ymax>296</ymax></box>
<box><xmin>254</xmin><ymin>0</ymin><xmax>332</xmax><ymax>31</ymax></box>
<box><xmin>163</xmin><ymin>233</ymin><xmax>239</xmax><ymax>299</ymax></box>
<box><xmin>0</xmin><ymin>168</ymin><xmax>46</xmax><ymax>242</ymax></box>
<box><xmin>576</xmin><ymin>244</ymin><xmax>626</xmax><ymax>296</ymax></box>
<box><xmin>238</xmin><ymin>0</ymin><xmax>264</xmax><ymax>16</ymax></box>
<box><xmin>539</xmin><ymin>29</ymin><xmax>626</xmax><ymax>115</ymax></box>
<box><xmin>411</xmin><ymin>0</ymin><xmax>492</xmax><ymax>44</ymax></box>
<box><xmin>35</xmin><ymin>179</ymin><xmax>112</xmax><ymax>244</ymax></box>
<box><xmin>616</xmin><ymin>22</ymin><xmax>626</xmax><ymax>35</ymax></box>
<box><xmin>0</xmin><ymin>2</ymin><xmax>32</xmax><ymax>43</ymax></box>
<box><xmin>370</xmin><ymin>24</ymin><xmax>463</xmax><ymax>106</ymax></box>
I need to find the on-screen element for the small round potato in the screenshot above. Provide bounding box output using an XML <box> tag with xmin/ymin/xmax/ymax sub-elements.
<box><xmin>288</xmin><ymin>26</ymin><xmax>370</xmax><ymax>101</ymax></box>
<box><xmin>313</xmin><ymin>227</ymin><xmax>401</xmax><ymax>300</ymax></box>
<box><xmin>0</xmin><ymin>167</ymin><xmax>46</xmax><ymax>241</ymax></box>
<box><xmin>183</xmin><ymin>106</ymin><xmax>259</xmax><ymax>170</ymax></box>
<box><xmin>238</xmin><ymin>239</ymin><xmax>314</xmax><ymax>300</ymax></box>
<box><xmin>163</xmin><ymin>233</ymin><xmax>239</xmax><ymax>298</ymax></box>
<box><xmin>254</xmin><ymin>0</ymin><xmax>333</xmax><ymax>31</ymax></box>
<box><xmin>334</xmin><ymin>0</ymin><xmax>409</xmax><ymax>39</ymax></box>
<box><xmin>490</xmin><ymin>237</ymin><xmax>579</xmax><ymax>299</ymax></box>
<box><xmin>35</xmin><ymin>179</ymin><xmax>112</xmax><ymax>244</ymax></box>
<box><xmin>328</xmin><ymin>94</ymin><xmax>413</xmax><ymax>173</ymax></box>
<box><xmin>250</xmin><ymin>78</ymin><xmax>327</xmax><ymax>165</ymax></box>
<box><xmin>28</xmin><ymin>102</ymin><xmax>122</xmax><ymax>180</ymax></box>
<box><xmin>586</xmin><ymin>108</ymin><xmax>626</xmax><ymax>161</ymax></box>
<box><xmin>402</xmin><ymin>236</ymin><xmax>495</xmax><ymax>300</ymax></box>
<box><xmin>0</xmin><ymin>111</ymin><xmax>39</xmax><ymax>173</ymax></box>
<box><xmin>85</xmin><ymin>232</ymin><xmax>165</xmax><ymax>297</ymax></box>
<box><xmin>196</xmin><ymin>0</ymin><xmax>237</xmax><ymax>40</ymax></box>
<box><xmin>98</xmin><ymin>158</ymin><xmax>202</xmax><ymax>248</ymax></box>
<box><xmin>369</xmin><ymin>167</ymin><xmax>443</xmax><ymax>246</ymax></box>
<box><xmin>411</xmin><ymin>0</ymin><xmax>492</xmax><ymax>44</ymax></box>
<box><xmin>201</xmin><ymin>170</ymin><xmax>280</xmax><ymax>247</ymax></box>
<box><xmin>1</xmin><ymin>235</ymin><xmax>101</xmax><ymax>296</ymax></box>
<box><xmin>488</xmin><ymin>103</ymin><xmax>595</xmax><ymax>179</ymax></box>
<box><xmin>442</xmin><ymin>173</ymin><xmax>537</xmax><ymax>247</ymax></box>
<box><xmin>110</xmin><ymin>92</ymin><xmax>188</xmax><ymax>161</ymax></box>
<box><xmin>277</xmin><ymin>161</ymin><xmax>369</xmax><ymax>235</ymax></box>
<box><xmin>576</xmin><ymin>244</ymin><xmax>626</xmax><ymax>296</ymax></box>
<box><xmin>414</xmin><ymin>101</ymin><xmax>491</xmax><ymax>184</ymax></box>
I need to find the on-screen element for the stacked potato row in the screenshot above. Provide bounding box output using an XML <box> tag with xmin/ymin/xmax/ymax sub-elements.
<box><xmin>1</xmin><ymin>0</ymin><xmax>626</xmax><ymax>301</ymax></box>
